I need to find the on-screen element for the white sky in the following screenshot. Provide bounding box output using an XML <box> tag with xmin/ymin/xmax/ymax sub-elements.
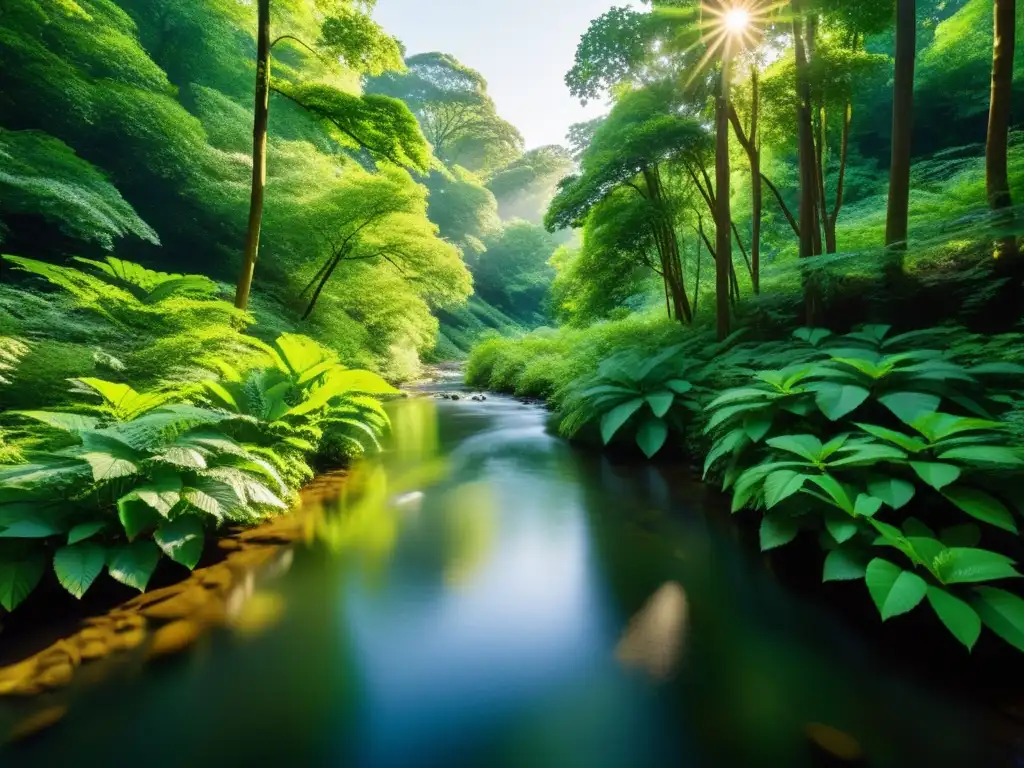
<box><xmin>372</xmin><ymin>0</ymin><xmax>628</xmax><ymax>150</ymax></box>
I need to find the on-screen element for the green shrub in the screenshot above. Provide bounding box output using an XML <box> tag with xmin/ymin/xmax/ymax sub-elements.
<box><xmin>704</xmin><ymin>326</ymin><xmax>1024</xmax><ymax>653</ymax></box>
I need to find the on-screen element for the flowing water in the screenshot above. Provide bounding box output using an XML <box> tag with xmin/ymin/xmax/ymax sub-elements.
<box><xmin>0</xmin><ymin>389</ymin><xmax>1005</xmax><ymax>766</ymax></box>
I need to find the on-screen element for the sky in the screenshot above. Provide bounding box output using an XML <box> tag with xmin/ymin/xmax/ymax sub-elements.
<box><xmin>372</xmin><ymin>0</ymin><xmax>627</xmax><ymax>150</ymax></box>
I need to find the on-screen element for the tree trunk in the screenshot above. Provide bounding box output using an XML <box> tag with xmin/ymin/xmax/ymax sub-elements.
<box><xmin>792</xmin><ymin>4</ymin><xmax>822</xmax><ymax>324</ymax></box>
<box><xmin>715</xmin><ymin>61</ymin><xmax>733</xmax><ymax>341</ymax></box>
<box><xmin>886</xmin><ymin>0</ymin><xmax>916</xmax><ymax>255</ymax></box>
<box><xmin>824</xmin><ymin>100</ymin><xmax>853</xmax><ymax>254</ymax></box>
<box><xmin>988</xmin><ymin>0</ymin><xmax>1018</xmax><ymax>262</ymax></box>
<box><xmin>751</xmin><ymin>143</ymin><xmax>762</xmax><ymax>294</ymax></box>
<box><xmin>644</xmin><ymin>166</ymin><xmax>692</xmax><ymax>324</ymax></box>
<box><xmin>235</xmin><ymin>0</ymin><xmax>271</xmax><ymax>310</ymax></box>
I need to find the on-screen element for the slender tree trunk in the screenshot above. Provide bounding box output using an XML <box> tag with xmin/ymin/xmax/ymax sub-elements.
<box><xmin>693</xmin><ymin>226</ymin><xmax>703</xmax><ymax>313</ymax></box>
<box><xmin>824</xmin><ymin>100</ymin><xmax>853</xmax><ymax>254</ymax></box>
<box><xmin>886</xmin><ymin>0</ymin><xmax>916</xmax><ymax>256</ymax></box>
<box><xmin>715</xmin><ymin>61</ymin><xmax>733</xmax><ymax>340</ymax></box>
<box><xmin>644</xmin><ymin>166</ymin><xmax>692</xmax><ymax>323</ymax></box>
<box><xmin>727</xmin><ymin>66</ymin><xmax>762</xmax><ymax>294</ymax></box>
<box><xmin>235</xmin><ymin>0</ymin><xmax>271</xmax><ymax>310</ymax></box>
<box><xmin>792</xmin><ymin>3</ymin><xmax>821</xmax><ymax>324</ymax></box>
<box><xmin>988</xmin><ymin>0</ymin><xmax>1018</xmax><ymax>262</ymax></box>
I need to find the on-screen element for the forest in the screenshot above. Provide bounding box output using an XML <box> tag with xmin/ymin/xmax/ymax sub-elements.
<box><xmin>0</xmin><ymin>0</ymin><xmax>1023</xmax><ymax>760</ymax></box>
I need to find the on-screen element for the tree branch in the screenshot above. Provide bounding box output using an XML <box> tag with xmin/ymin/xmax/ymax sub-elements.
<box><xmin>761</xmin><ymin>172</ymin><xmax>800</xmax><ymax>237</ymax></box>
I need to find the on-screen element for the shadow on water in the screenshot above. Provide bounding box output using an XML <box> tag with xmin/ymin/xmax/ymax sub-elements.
<box><xmin>0</xmin><ymin>394</ymin><xmax>1003</xmax><ymax>766</ymax></box>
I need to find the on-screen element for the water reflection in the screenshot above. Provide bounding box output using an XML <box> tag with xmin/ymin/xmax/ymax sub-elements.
<box><xmin>0</xmin><ymin>394</ymin><xmax>1005</xmax><ymax>766</ymax></box>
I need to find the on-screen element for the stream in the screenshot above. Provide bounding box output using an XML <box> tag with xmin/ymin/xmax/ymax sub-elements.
<box><xmin>0</xmin><ymin>386</ymin><xmax>1003</xmax><ymax>766</ymax></box>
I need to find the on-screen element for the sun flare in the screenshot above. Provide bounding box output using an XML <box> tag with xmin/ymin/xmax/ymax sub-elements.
<box><xmin>724</xmin><ymin>8</ymin><xmax>750</xmax><ymax>34</ymax></box>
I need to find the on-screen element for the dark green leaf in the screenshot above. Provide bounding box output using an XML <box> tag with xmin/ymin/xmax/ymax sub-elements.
<box><xmin>879</xmin><ymin>392</ymin><xmax>941</xmax><ymax>425</ymax></box>
<box><xmin>600</xmin><ymin>398</ymin><xmax>644</xmax><ymax>444</ymax></box>
<box><xmin>867</xmin><ymin>476</ymin><xmax>917</xmax><ymax>510</ymax></box>
<box><xmin>910</xmin><ymin>462</ymin><xmax>961</xmax><ymax>491</ymax></box>
<box><xmin>0</xmin><ymin>518</ymin><xmax>64</xmax><ymax>538</ymax></box>
<box><xmin>927</xmin><ymin>586</ymin><xmax>981</xmax><ymax>651</ymax></box>
<box><xmin>53</xmin><ymin>543</ymin><xmax>105</xmax><ymax>599</ymax></box>
<box><xmin>814</xmin><ymin>383</ymin><xmax>871</xmax><ymax>421</ymax></box>
<box><xmin>743</xmin><ymin>410</ymin><xmax>773</xmax><ymax>443</ymax></box>
<box><xmin>938</xmin><ymin>446</ymin><xmax>1024</xmax><ymax>466</ymax></box>
<box><xmin>825</xmin><ymin>511</ymin><xmax>859</xmax><ymax>544</ymax></box>
<box><xmin>108</xmin><ymin>541</ymin><xmax>161</xmax><ymax>592</ymax></box>
<box><xmin>766</xmin><ymin>434</ymin><xmax>823</xmax><ymax>462</ymax></box>
<box><xmin>940</xmin><ymin>524</ymin><xmax>982</xmax><ymax>548</ymax></box>
<box><xmin>68</xmin><ymin>521</ymin><xmax>107</xmax><ymax>545</ymax></box>
<box><xmin>665</xmin><ymin>379</ymin><xmax>693</xmax><ymax>395</ymax></box>
<box><xmin>943</xmin><ymin>486</ymin><xmax>1017</xmax><ymax>533</ymax></box>
<box><xmin>760</xmin><ymin>513</ymin><xmax>801</xmax><ymax>551</ymax></box>
<box><xmin>902</xmin><ymin>518</ymin><xmax>935</xmax><ymax>538</ymax></box>
<box><xmin>117</xmin><ymin>496</ymin><xmax>161</xmax><ymax>540</ymax></box>
<box><xmin>854</xmin><ymin>494</ymin><xmax>883</xmax><ymax>518</ymax></box>
<box><xmin>763</xmin><ymin>470</ymin><xmax>808</xmax><ymax>508</ymax></box>
<box><xmin>645</xmin><ymin>391</ymin><xmax>675</xmax><ymax>418</ymax></box>
<box><xmin>0</xmin><ymin>549</ymin><xmax>45</xmax><ymax>611</ymax></box>
<box><xmin>973</xmin><ymin>587</ymin><xmax>1024</xmax><ymax>653</ymax></box>
<box><xmin>823</xmin><ymin>548</ymin><xmax>868</xmax><ymax>582</ymax></box>
<box><xmin>805</xmin><ymin>474</ymin><xmax>854</xmax><ymax>514</ymax></box>
<box><xmin>154</xmin><ymin>517</ymin><xmax>205</xmax><ymax>570</ymax></box>
<box><xmin>635</xmin><ymin>418</ymin><xmax>668</xmax><ymax>459</ymax></box>
<box><xmin>854</xmin><ymin>423</ymin><xmax>927</xmax><ymax>453</ymax></box>
<box><xmin>865</xmin><ymin>559</ymin><xmax>928</xmax><ymax>620</ymax></box>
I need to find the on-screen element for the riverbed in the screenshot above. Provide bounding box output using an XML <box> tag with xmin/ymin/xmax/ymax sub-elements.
<box><xmin>0</xmin><ymin>389</ymin><xmax>1000</xmax><ymax>766</ymax></box>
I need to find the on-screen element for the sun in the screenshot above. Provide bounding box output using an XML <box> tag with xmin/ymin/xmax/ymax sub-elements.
<box><xmin>724</xmin><ymin>8</ymin><xmax>751</xmax><ymax>34</ymax></box>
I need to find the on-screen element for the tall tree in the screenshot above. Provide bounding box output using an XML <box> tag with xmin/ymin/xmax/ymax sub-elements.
<box><xmin>366</xmin><ymin>52</ymin><xmax>524</xmax><ymax>174</ymax></box>
<box><xmin>234</xmin><ymin>0</ymin><xmax>428</xmax><ymax>309</ymax></box>
<box><xmin>987</xmin><ymin>0</ymin><xmax>1018</xmax><ymax>262</ymax></box>
<box><xmin>885</xmin><ymin>0</ymin><xmax>917</xmax><ymax>253</ymax></box>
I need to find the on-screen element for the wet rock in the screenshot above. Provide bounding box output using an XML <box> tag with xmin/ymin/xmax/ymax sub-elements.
<box><xmin>147</xmin><ymin>620</ymin><xmax>202</xmax><ymax>659</ymax></box>
<box><xmin>450</xmin><ymin>394</ymin><xmax>460</xmax><ymax>401</ymax></box>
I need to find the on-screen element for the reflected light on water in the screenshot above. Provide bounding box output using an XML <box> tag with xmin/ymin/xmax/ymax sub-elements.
<box><xmin>615</xmin><ymin>581</ymin><xmax>688</xmax><ymax>681</ymax></box>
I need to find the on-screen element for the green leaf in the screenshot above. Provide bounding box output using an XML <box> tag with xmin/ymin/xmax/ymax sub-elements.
<box><xmin>53</xmin><ymin>543</ymin><xmax>105</xmax><ymax>599</ymax></box>
<box><xmin>763</xmin><ymin>470</ymin><xmax>808</xmax><ymax>508</ymax></box>
<box><xmin>133</xmin><ymin>474</ymin><xmax>184</xmax><ymax>517</ymax></box>
<box><xmin>704</xmin><ymin>402</ymin><xmax>769</xmax><ymax>433</ymax></box>
<box><xmin>823</xmin><ymin>548</ymin><xmax>868</xmax><ymax>582</ymax></box>
<box><xmin>879</xmin><ymin>392</ymin><xmax>941</xmax><ymax>425</ymax></box>
<box><xmin>942</xmin><ymin>486</ymin><xmax>1017</xmax><ymax>533</ymax></box>
<box><xmin>940</xmin><ymin>524</ymin><xmax>982</xmax><ymax>548</ymax></box>
<box><xmin>0</xmin><ymin>549</ymin><xmax>45</xmax><ymax>611</ymax></box>
<box><xmin>793</xmin><ymin>327</ymin><xmax>832</xmax><ymax>346</ymax></box>
<box><xmin>707</xmin><ymin>387</ymin><xmax>774</xmax><ymax>409</ymax></box>
<box><xmin>600</xmin><ymin>399</ymin><xmax>645</xmax><ymax>444</ymax></box>
<box><xmin>82</xmin><ymin>449</ymin><xmax>140</xmax><ymax>482</ymax></box>
<box><xmin>760</xmin><ymin>513</ymin><xmax>800</xmax><ymax>551</ymax></box>
<box><xmin>910</xmin><ymin>462</ymin><xmax>961</xmax><ymax>491</ymax></box>
<box><xmin>68</xmin><ymin>521</ymin><xmax>107</xmax><ymax>545</ymax></box>
<box><xmin>905</xmin><ymin>536</ymin><xmax>945</xmax><ymax>566</ymax></box>
<box><xmin>936</xmin><ymin>548</ymin><xmax>1021</xmax><ymax>584</ymax></box>
<box><xmin>743</xmin><ymin>410</ymin><xmax>773</xmax><ymax>442</ymax></box>
<box><xmin>154</xmin><ymin>517</ymin><xmax>205</xmax><ymax>570</ymax></box>
<box><xmin>15</xmin><ymin>411</ymin><xmax>100</xmax><ymax>433</ymax></box>
<box><xmin>814</xmin><ymin>383</ymin><xmax>871</xmax><ymax>421</ymax></box>
<box><xmin>108</xmin><ymin>541</ymin><xmax>161</xmax><ymax>592</ymax></box>
<box><xmin>867</xmin><ymin>476</ymin><xmax>916</xmax><ymax>510</ymax></box>
<box><xmin>938</xmin><ymin>446</ymin><xmax>1024</xmax><ymax>466</ymax></box>
<box><xmin>855</xmin><ymin>423</ymin><xmax>927</xmax><ymax>453</ymax></box>
<box><xmin>824</xmin><ymin>511</ymin><xmax>859</xmax><ymax>544</ymax></box>
<box><xmin>153</xmin><ymin>446</ymin><xmax>208</xmax><ymax>469</ymax></box>
<box><xmin>865</xmin><ymin>559</ymin><xmax>928</xmax><ymax>620</ymax></box>
<box><xmin>927</xmin><ymin>587</ymin><xmax>981</xmax><ymax>651</ymax></box>
<box><xmin>0</xmin><ymin>518</ymin><xmax>64</xmax><ymax>538</ymax></box>
<box><xmin>854</xmin><ymin>494</ymin><xmax>884</xmax><ymax>518</ymax></box>
<box><xmin>805</xmin><ymin>474</ymin><xmax>854</xmax><ymax>514</ymax></box>
<box><xmin>766</xmin><ymin>434</ymin><xmax>823</xmax><ymax>462</ymax></box>
<box><xmin>645</xmin><ymin>391</ymin><xmax>675</xmax><ymax>419</ymax></box>
<box><xmin>117</xmin><ymin>497</ymin><xmax>160</xmax><ymax>540</ymax></box>
<box><xmin>902</xmin><ymin>517</ymin><xmax>936</xmax><ymax>538</ymax></box>
<box><xmin>972</xmin><ymin>587</ymin><xmax>1024</xmax><ymax>653</ymax></box>
<box><xmin>635</xmin><ymin>418</ymin><xmax>669</xmax><ymax>459</ymax></box>
<box><xmin>703</xmin><ymin>429</ymin><xmax>746</xmax><ymax>478</ymax></box>
<box><xmin>827</xmin><ymin>443</ymin><xmax>908</xmax><ymax>467</ymax></box>
<box><xmin>665</xmin><ymin>379</ymin><xmax>693</xmax><ymax>395</ymax></box>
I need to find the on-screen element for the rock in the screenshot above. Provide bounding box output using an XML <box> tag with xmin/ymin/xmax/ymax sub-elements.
<box><xmin>147</xmin><ymin>620</ymin><xmax>202</xmax><ymax>659</ymax></box>
<box><xmin>450</xmin><ymin>394</ymin><xmax>460</xmax><ymax>401</ymax></box>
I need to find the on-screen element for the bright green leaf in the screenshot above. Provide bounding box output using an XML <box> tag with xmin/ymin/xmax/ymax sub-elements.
<box><xmin>600</xmin><ymin>399</ymin><xmax>644</xmax><ymax>444</ymax></box>
<box><xmin>943</xmin><ymin>486</ymin><xmax>1017</xmax><ymax>533</ymax></box>
<box><xmin>108</xmin><ymin>541</ymin><xmax>161</xmax><ymax>592</ymax></box>
<box><xmin>53</xmin><ymin>543</ymin><xmax>105</xmax><ymax>599</ymax></box>
<box><xmin>927</xmin><ymin>587</ymin><xmax>981</xmax><ymax>651</ymax></box>
<box><xmin>865</xmin><ymin>559</ymin><xmax>928</xmax><ymax>620</ymax></box>
<box><xmin>760</xmin><ymin>513</ymin><xmax>800</xmax><ymax>551</ymax></box>
<box><xmin>635</xmin><ymin>418</ymin><xmax>668</xmax><ymax>459</ymax></box>
<box><xmin>154</xmin><ymin>517</ymin><xmax>205</xmax><ymax>570</ymax></box>
<box><xmin>910</xmin><ymin>462</ymin><xmax>961</xmax><ymax>491</ymax></box>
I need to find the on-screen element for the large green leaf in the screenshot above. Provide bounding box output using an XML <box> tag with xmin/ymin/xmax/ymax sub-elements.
<box><xmin>804</xmin><ymin>474</ymin><xmax>854</xmax><ymax>514</ymax></box>
<box><xmin>824</xmin><ymin>511</ymin><xmax>859</xmax><ymax>544</ymax></box>
<box><xmin>133</xmin><ymin>474</ymin><xmax>184</xmax><ymax>517</ymax></box>
<box><xmin>814</xmin><ymin>383</ymin><xmax>871</xmax><ymax>421</ymax></box>
<box><xmin>936</xmin><ymin>548</ymin><xmax>1021</xmax><ymax>585</ymax></box>
<box><xmin>760</xmin><ymin>513</ymin><xmax>800</xmax><ymax>551</ymax></box>
<box><xmin>707</xmin><ymin>387</ymin><xmax>775</xmax><ymax>409</ymax></box>
<box><xmin>972</xmin><ymin>587</ymin><xmax>1024</xmax><ymax>653</ymax></box>
<box><xmin>108</xmin><ymin>541</ymin><xmax>161</xmax><ymax>592</ymax></box>
<box><xmin>15</xmin><ymin>411</ymin><xmax>100</xmax><ymax>433</ymax></box>
<box><xmin>154</xmin><ymin>517</ymin><xmax>205</xmax><ymax>570</ymax></box>
<box><xmin>910</xmin><ymin>462</ymin><xmax>961</xmax><ymax>491</ymax></box>
<box><xmin>703</xmin><ymin>429</ymin><xmax>746</xmax><ymax>478</ymax></box>
<box><xmin>823</xmin><ymin>548</ymin><xmax>868</xmax><ymax>582</ymax></box>
<box><xmin>0</xmin><ymin>549</ymin><xmax>45</xmax><ymax>611</ymax></box>
<box><xmin>742</xmin><ymin>411</ymin><xmax>773</xmax><ymax>442</ymax></box>
<box><xmin>600</xmin><ymin>399</ymin><xmax>645</xmax><ymax>444</ymax></box>
<box><xmin>927</xmin><ymin>587</ymin><xmax>981</xmax><ymax>651</ymax></box>
<box><xmin>766</xmin><ymin>434</ymin><xmax>823</xmax><ymax>462</ymax></box>
<box><xmin>938</xmin><ymin>446</ymin><xmax>1024</xmax><ymax>466</ymax></box>
<box><xmin>853</xmin><ymin>494</ymin><xmax>883</xmax><ymax>518</ymax></box>
<box><xmin>53</xmin><ymin>542</ymin><xmax>106</xmax><ymax>599</ymax></box>
<box><xmin>68</xmin><ymin>520</ymin><xmax>107</xmax><ymax>545</ymax></box>
<box><xmin>645</xmin><ymin>391</ymin><xmax>675</xmax><ymax>419</ymax></box>
<box><xmin>942</xmin><ymin>487</ymin><xmax>1017</xmax><ymax>533</ymax></box>
<box><xmin>867</xmin><ymin>476</ymin><xmax>916</xmax><ymax>510</ymax></box>
<box><xmin>117</xmin><ymin>497</ymin><xmax>160</xmax><ymax>540</ymax></box>
<box><xmin>763</xmin><ymin>470</ymin><xmax>808</xmax><ymax>508</ymax></box>
<box><xmin>0</xmin><ymin>517</ymin><xmax>65</xmax><ymax>538</ymax></box>
<box><xmin>878</xmin><ymin>392</ymin><xmax>941</xmax><ymax>425</ymax></box>
<box><xmin>665</xmin><ymin>379</ymin><xmax>693</xmax><ymax>395</ymax></box>
<box><xmin>854</xmin><ymin>423</ymin><xmax>926</xmax><ymax>453</ymax></box>
<box><xmin>635</xmin><ymin>418</ymin><xmax>669</xmax><ymax>459</ymax></box>
<box><xmin>865</xmin><ymin>558</ymin><xmax>928</xmax><ymax>620</ymax></box>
